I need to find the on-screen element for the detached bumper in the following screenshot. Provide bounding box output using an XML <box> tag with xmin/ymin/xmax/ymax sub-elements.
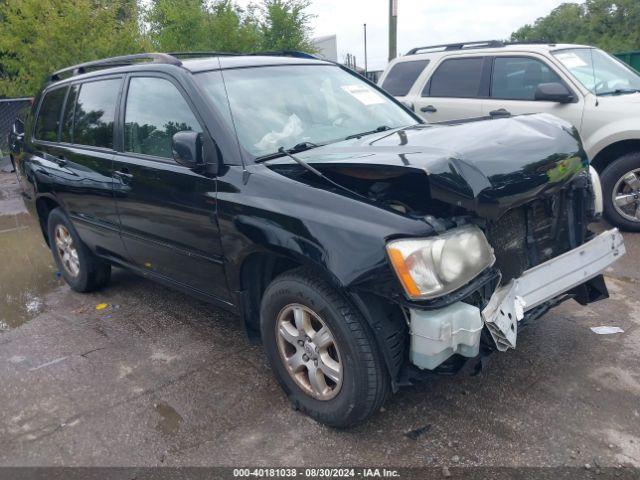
<box><xmin>483</xmin><ymin>228</ymin><xmax>625</xmax><ymax>350</ymax></box>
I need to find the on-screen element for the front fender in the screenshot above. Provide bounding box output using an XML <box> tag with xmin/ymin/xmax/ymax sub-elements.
<box><xmin>217</xmin><ymin>165</ymin><xmax>434</xmax><ymax>299</ymax></box>
<box><xmin>584</xmin><ymin>121</ymin><xmax>640</xmax><ymax>160</ymax></box>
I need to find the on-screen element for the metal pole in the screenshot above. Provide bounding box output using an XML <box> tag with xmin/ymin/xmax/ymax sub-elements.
<box><xmin>364</xmin><ymin>23</ymin><xmax>368</xmax><ymax>75</ymax></box>
<box><xmin>389</xmin><ymin>0</ymin><xmax>397</xmax><ymax>62</ymax></box>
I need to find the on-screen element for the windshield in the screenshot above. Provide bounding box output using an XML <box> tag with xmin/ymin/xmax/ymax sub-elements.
<box><xmin>553</xmin><ymin>48</ymin><xmax>640</xmax><ymax>95</ymax></box>
<box><xmin>196</xmin><ymin>64</ymin><xmax>416</xmax><ymax>158</ymax></box>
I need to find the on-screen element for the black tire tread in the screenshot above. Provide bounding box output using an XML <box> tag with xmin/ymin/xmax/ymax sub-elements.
<box><xmin>47</xmin><ymin>208</ymin><xmax>111</xmax><ymax>292</ymax></box>
<box><xmin>263</xmin><ymin>267</ymin><xmax>390</xmax><ymax>427</ymax></box>
<box><xmin>600</xmin><ymin>152</ymin><xmax>640</xmax><ymax>232</ymax></box>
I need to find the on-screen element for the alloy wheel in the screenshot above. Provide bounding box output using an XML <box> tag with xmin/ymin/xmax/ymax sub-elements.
<box><xmin>275</xmin><ymin>303</ymin><xmax>343</xmax><ymax>400</ymax></box>
<box><xmin>54</xmin><ymin>224</ymin><xmax>80</xmax><ymax>278</ymax></box>
<box><xmin>613</xmin><ymin>169</ymin><xmax>640</xmax><ymax>223</ymax></box>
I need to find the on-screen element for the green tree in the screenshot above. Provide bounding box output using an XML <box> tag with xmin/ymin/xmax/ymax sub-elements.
<box><xmin>0</xmin><ymin>0</ymin><xmax>148</xmax><ymax>97</ymax></box>
<box><xmin>145</xmin><ymin>0</ymin><xmax>211</xmax><ymax>52</ymax></box>
<box><xmin>0</xmin><ymin>0</ymin><xmax>316</xmax><ymax>98</ymax></box>
<box><xmin>260</xmin><ymin>0</ymin><xmax>316</xmax><ymax>51</ymax></box>
<box><xmin>511</xmin><ymin>1</ymin><xmax>640</xmax><ymax>52</ymax></box>
<box><xmin>146</xmin><ymin>0</ymin><xmax>314</xmax><ymax>53</ymax></box>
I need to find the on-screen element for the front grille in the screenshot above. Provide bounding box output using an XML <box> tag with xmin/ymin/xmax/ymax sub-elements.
<box><xmin>486</xmin><ymin>182</ymin><xmax>589</xmax><ymax>282</ymax></box>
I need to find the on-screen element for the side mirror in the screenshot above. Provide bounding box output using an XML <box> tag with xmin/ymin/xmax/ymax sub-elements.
<box><xmin>172</xmin><ymin>131</ymin><xmax>202</xmax><ymax>170</ymax></box>
<box><xmin>535</xmin><ymin>82</ymin><xmax>574</xmax><ymax>103</ymax></box>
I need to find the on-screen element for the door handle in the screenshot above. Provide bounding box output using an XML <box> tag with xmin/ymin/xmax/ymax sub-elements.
<box><xmin>114</xmin><ymin>169</ymin><xmax>133</xmax><ymax>180</ymax></box>
<box><xmin>489</xmin><ymin>108</ymin><xmax>511</xmax><ymax>118</ymax></box>
<box><xmin>55</xmin><ymin>155</ymin><xmax>68</xmax><ymax>167</ymax></box>
<box><xmin>420</xmin><ymin>105</ymin><xmax>437</xmax><ymax>113</ymax></box>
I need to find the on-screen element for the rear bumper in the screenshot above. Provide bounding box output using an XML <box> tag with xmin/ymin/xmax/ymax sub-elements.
<box><xmin>483</xmin><ymin>228</ymin><xmax>625</xmax><ymax>350</ymax></box>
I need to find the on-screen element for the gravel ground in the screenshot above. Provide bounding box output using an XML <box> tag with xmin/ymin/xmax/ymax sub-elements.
<box><xmin>0</xmin><ymin>170</ymin><xmax>639</xmax><ymax>469</ymax></box>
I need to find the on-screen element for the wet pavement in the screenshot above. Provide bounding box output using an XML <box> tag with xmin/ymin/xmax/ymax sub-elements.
<box><xmin>0</xmin><ymin>169</ymin><xmax>639</xmax><ymax>468</ymax></box>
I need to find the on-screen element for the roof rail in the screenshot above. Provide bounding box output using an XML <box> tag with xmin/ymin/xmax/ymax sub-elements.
<box><xmin>49</xmin><ymin>50</ymin><xmax>322</xmax><ymax>82</ymax></box>
<box><xmin>168</xmin><ymin>51</ymin><xmax>239</xmax><ymax>59</ymax></box>
<box><xmin>407</xmin><ymin>40</ymin><xmax>505</xmax><ymax>55</ymax></box>
<box><xmin>249</xmin><ymin>50</ymin><xmax>320</xmax><ymax>59</ymax></box>
<box><xmin>50</xmin><ymin>53</ymin><xmax>182</xmax><ymax>81</ymax></box>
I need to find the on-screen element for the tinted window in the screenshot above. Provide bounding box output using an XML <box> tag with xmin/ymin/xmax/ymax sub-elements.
<box><xmin>60</xmin><ymin>85</ymin><xmax>79</xmax><ymax>143</ymax></box>
<box><xmin>381</xmin><ymin>60</ymin><xmax>429</xmax><ymax>96</ymax></box>
<box><xmin>35</xmin><ymin>87</ymin><xmax>66</xmax><ymax>141</ymax></box>
<box><xmin>425</xmin><ymin>57</ymin><xmax>484</xmax><ymax>98</ymax></box>
<box><xmin>492</xmin><ymin>57</ymin><xmax>564</xmax><ymax>100</ymax></box>
<box><xmin>124</xmin><ymin>77</ymin><xmax>201</xmax><ymax>159</ymax></box>
<box><xmin>74</xmin><ymin>79</ymin><xmax>120</xmax><ymax>148</ymax></box>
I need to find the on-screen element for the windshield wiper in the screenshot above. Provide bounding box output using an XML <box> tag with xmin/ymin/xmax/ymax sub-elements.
<box><xmin>275</xmin><ymin>147</ymin><xmax>370</xmax><ymax>201</ymax></box>
<box><xmin>345</xmin><ymin>125</ymin><xmax>392</xmax><ymax>140</ymax></box>
<box><xmin>599</xmin><ymin>88</ymin><xmax>640</xmax><ymax>96</ymax></box>
<box><xmin>255</xmin><ymin>141</ymin><xmax>320</xmax><ymax>163</ymax></box>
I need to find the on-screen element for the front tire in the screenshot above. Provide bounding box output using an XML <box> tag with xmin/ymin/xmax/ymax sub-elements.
<box><xmin>601</xmin><ymin>152</ymin><xmax>640</xmax><ymax>232</ymax></box>
<box><xmin>260</xmin><ymin>268</ymin><xmax>389</xmax><ymax>428</ymax></box>
<box><xmin>47</xmin><ymin>208</ymin><xmax>111</xmax><ymax>292</ymax></box>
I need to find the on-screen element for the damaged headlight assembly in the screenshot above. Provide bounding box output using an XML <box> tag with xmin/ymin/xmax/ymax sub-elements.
<box><xmin>386</xmin><ymin>225</ymin><xmax>495</xmax><ymax>300</ymax></box>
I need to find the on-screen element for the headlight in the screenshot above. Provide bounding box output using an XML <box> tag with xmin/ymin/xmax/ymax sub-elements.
<box><xmin>386</xmin><ymin>225</ymin><xmax>495</xmax><ymax>300</ymax></box>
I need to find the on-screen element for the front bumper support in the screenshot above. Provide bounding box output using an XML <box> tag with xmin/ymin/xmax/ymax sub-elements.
<box><xmin>483</xmin><ymin>228</ymin><xmax>625</xmax><ymax>351</ymax></box>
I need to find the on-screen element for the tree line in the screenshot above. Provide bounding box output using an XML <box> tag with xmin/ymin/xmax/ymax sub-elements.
<box><xmin>0</xmin><ymin>0</ymin><xmax>315</xmax><ymax>98</ymax></box>
<box><xmin>511</xmin><ymin>0</ymin><xmax>640</xmax><ymax>53</ymax></box>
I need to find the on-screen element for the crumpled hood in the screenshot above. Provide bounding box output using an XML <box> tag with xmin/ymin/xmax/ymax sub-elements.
<box><xmin>268</xmin><ymin>113</ymin><xmax>588</xmax><ymax>219</ymax></box>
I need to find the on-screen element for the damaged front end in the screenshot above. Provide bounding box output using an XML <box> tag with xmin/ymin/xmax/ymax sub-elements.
<box><xmin>264</xmin><ymin>113</ymin><xmax>625</xmax><ymax>378</ymax></box>
<box><xmin>402</xmin><ymin>171</ymin><xmax>624</xmax><ymax>375</ymax></box>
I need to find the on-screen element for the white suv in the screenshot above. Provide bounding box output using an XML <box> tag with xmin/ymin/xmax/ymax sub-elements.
<box><xmin>379</xmin><ymin>40</ymin><xmax>640</xmax><ymax>231</ymax></box>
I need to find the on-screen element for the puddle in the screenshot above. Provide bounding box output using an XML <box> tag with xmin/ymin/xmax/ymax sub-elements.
<box><xmin>155</xmin><ymin>401</ymin><xmax>183</xmax><ymax>436</ymax></box>
<box><xmin>0</xmin><ymin>173</ymin><xmax>63</xmax><ymax>331</ymax></box>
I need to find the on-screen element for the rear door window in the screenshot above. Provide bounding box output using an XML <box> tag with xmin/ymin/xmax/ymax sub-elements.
<box><xmin>34</xmin><ymin>87</ymin><xmax>67</xmax><ymax>142</ymax></box>
<box><xmin>424</xmin><ymin>57</ymin><xmax>485</xmax><ymax>98</ymax></box>
<box><xmin>73</xmin><ymin>78</ymin><xmax>121</xmax><ymax>149</ymax></box>
<box><xmin>124</xmin><ymin>77</ymin><xmax>201</xmax><ymax>159</ymax></box>
<box><xmin>381</xmin><ymin>60</ymin><xmax>430</xmax><ymax>96</ymax></box>
<box><xmin>491</xmin><ymin>57</ymin><xmax>564</xmax><ymax>100</ymax></box>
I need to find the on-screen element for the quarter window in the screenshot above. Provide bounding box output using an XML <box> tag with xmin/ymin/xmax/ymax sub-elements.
<box><xmin>425</xmin><ymin>57</ymin><xmax>485</xmax><ymax>98</ymax></box>
<box><xmin>35</xmin><ymin>87</ymin><xmax>67</xmax><ymax>142</ymax></box>
<box><xmin>491</xmin><ymin>57</ymin><xmax>564</xmax><ymax>100</ymax></box>
<box><xmin>381</xmin><ymin>60</ymin><xmax>430</xmax><ymax>96</ymax></box>
<box><xmin>73</xmin><ymin>79</ymin><xmax>120</xmax><ymax>148</ymax></box>
<box><xmin>124</xmin><ymin>77</ymin><xmax>201</xmax><ymax>159</ymax></box>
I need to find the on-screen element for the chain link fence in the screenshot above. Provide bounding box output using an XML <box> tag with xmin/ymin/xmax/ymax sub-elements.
<box><xmin>0</xmin><ymin>98</ymin><xmax>32</xmax><ymax>161</ymax></box>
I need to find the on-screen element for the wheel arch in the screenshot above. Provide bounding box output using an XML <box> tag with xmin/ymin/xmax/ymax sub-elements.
<box><xmin>590</xmin><ymin>139</ymin><xmax>640</xmax><ymax>173</ymax></box>
<box><xmin>34</xmin><ymin>194</ymin><xmax>61</xmax><ymax>246</ymax></box>
<box><xmin>237</xmin><ymin>249</ymin><xmax>407</xmax><ymax>387</ymax></box>
<box><xmin>237</xmin><ymin>249</ymin><xmax>344</xmax><ymax>342</ymax></box>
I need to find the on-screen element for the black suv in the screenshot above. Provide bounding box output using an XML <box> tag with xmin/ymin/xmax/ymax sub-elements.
<box><xmin>12</xmin><ymin>52</ymin><xmax>625</xmax><ymax>427</ymax></box>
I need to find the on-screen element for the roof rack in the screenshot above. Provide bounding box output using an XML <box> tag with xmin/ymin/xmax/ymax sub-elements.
<box><xmin>49</xmin><ymin>50</ymin><xmax>321</xmax><ymax>82</ymax></box>
<box><xmin>407</xmin><ymin>40</ymin><xmax>505</xmax><ymax>55</ymax></box>
<box><xmin>167</xmin><ymin>51</ymin><xmax>238</xmax><ymax>59</ymax></box>
<box><xmin>50</xmin><ymin>53</ymin><xmax>182</xmax><ymax>81</ymax></box>
<box><xmin>248</xmin><ymin>50</ymin><xmax>320</xmax><ymax>59</ymax></box>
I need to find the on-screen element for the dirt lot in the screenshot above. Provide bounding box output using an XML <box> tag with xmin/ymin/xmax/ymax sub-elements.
<box><xmin>1</xmin><ymin>168</ymin><xmax>639</xmax><ymax>468</ymax></box>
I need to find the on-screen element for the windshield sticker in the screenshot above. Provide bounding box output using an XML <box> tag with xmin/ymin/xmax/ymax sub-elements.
<box><xmin>341</xmin><ymin>85</ymin><xmax>385</xmax><ymax>105</ymax></box>
<box><xmin>555</xmin><ymin>52</ymin><xmax>588</xmax><ymax>69</ymax></box>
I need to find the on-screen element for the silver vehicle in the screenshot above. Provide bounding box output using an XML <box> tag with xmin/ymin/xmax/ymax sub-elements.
<box><xmin>379</xmin><ymin>40</ymin><xmax>640</xmax><ymax>231</ymax></box>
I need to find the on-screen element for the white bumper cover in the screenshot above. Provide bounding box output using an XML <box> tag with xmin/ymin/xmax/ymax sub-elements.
<box><xmin>482</xmin><ymin>228</ymin><xmax>625</xmax><ymax>351</ymax></box>
<box><xmin>409</xmin><ymin>228</ymin><xmax>625</xmax><ymax>369</ymax></box>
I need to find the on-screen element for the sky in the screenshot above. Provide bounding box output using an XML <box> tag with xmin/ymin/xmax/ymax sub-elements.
<box><xmin>238</xmin><ymin>0</ymin><xmax>580</xmax><ymax>71</ymax></box>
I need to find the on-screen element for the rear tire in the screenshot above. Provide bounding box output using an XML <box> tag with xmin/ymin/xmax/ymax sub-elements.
<box><xmin>260</xmin><ymin>268</ymin><xmax>389</xmax><ymax>428</ymax></box>
<box><xmin>601</xmin><ymin>152</ymin><xmax>640</xmax><ymax>232</ymax></box>
<box><xmin>47</xmin><ymin>208</ymin><xmax>111</xmax><ymax>292</ymax></box>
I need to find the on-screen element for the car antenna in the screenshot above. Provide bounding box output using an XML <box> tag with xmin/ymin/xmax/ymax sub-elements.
<box><xmin>590</xmin><ymin>48</ymin><xmax>599</xmax><ymax>107</ymax></box>
<box><xmin>277</xmin><ymin>147</ymin><xmax>370</xmax><ymax>201</ymax></box>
